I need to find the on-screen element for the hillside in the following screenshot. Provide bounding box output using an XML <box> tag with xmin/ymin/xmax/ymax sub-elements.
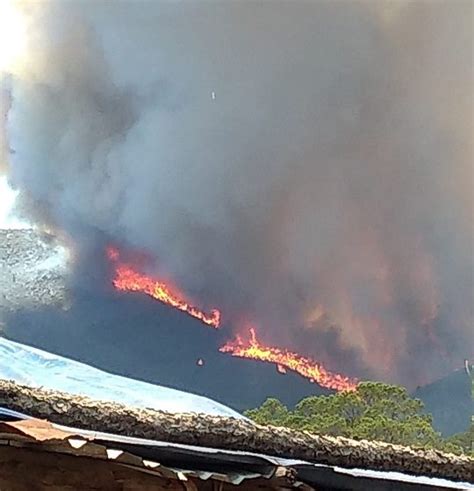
<box><xmin>414</xmin><ymin>366</ymin><xmax>473</xmax><ymax>436</ymax></box>
<box><xmin>1</xmin><ymin>228</ymin><xmax>328</xmax><ymax>412</ymax></box>
<box><xmin>2</xmin><ymin>228</ymin><xmax>470</xmax><ymax>423</ymax></box>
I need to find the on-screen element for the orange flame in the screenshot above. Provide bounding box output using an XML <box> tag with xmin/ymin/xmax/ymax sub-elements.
<box><xmin>106</xmin><ymin>246</ymin><xmax>357</xmax><ymax>390</ymax></box>
<box><xmin>219</xmin><ymin>327</ymin><xmax>358</xmax><ymax>391</ymax></box>
<box><xmin>107</xmin><ymin>247</ymin><xmax>221</xmax><ymax>328</ymax></box>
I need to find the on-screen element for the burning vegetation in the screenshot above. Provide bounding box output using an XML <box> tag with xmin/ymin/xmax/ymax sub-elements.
<box><xmin>107</xmin><ymin>246</ymin><xmax>221</xmax><ymax>329</ymax></box>
<box><xmin>107</xmin><ymin>245</ymin><xmax>357</xmax><ymax>391</ymax></box>
<box><xmin>220</xmin><ymin>328</ymin><xmax>358</xmax><ymax>392</ymax></box>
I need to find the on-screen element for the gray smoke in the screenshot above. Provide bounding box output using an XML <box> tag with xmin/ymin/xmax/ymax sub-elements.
<box><xmin>0</xmin><ymin>79</ymin><xmax>11</xmax><ymax>173</ymax></box>
<box><xmin>3</xmin><ymin>0</ymin><xmax>473</xmax><ymax>386</ymax></box>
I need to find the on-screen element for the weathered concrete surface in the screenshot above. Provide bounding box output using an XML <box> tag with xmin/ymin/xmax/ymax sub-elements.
<box><xmin>0</xmin><ymin>229</ymin><xmax>69</xmax><ymax>314</ymax></box>
<box><xmin>0</xmin><ymin>379</ymin><xmax>472</xmax><ymax>483</ymax></box>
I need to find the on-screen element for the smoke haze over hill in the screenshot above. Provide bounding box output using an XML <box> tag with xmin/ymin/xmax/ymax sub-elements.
<box><xmin>1</xmin><ymin>1</ymin><xmax>473</xmax><ymax>387</ymax></box>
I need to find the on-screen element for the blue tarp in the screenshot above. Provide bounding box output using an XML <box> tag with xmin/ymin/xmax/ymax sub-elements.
<box><xmin>0</xmin><ymin>336</ymin><xmax>244</xmax><ymax>418</ymax></box>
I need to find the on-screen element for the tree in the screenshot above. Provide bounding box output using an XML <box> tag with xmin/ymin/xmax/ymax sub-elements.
<box><xmin>446</xmin><ymin>422</ymin><xmax>473</xmax><ymax>456</ymax></box>
<box><xmin>244</xmin><ymin>382</ymin><xmax>465</xmax><ymax>453</ymax></box>
<box><xmin>245</xmin><ymin>398</ymin><xmax>289</xmax><ymax>426</ymax></box>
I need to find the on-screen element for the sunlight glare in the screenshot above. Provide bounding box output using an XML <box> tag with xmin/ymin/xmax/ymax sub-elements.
<box><xmin>0</xmin><ymin>0</ymin><xmax>27</xmax><ymax>73</ymax></box>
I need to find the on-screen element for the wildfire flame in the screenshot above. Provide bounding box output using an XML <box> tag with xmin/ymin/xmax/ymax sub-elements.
<box><xmin>219</xmin><ymin>327</ymin><xmax>358</xmax><ymax>391</ymax></box>
<box><xmin>106</xmin><ymin>245</ymin><xmax>357</xmax><ymax>390</ymax></box>
<box><xmin>107</xmin><ymin>247</ymin><xmax>221</xmax><ymax>328</ymax></box>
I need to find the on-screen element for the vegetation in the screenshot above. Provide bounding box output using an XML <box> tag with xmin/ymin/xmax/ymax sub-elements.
<box><xmin>245</xmin><ymin>382</ymin><xmax>473</xmax><ymax>455</ymax></box>
<box><xmin>445</xmin><ymin>424</ymin><xmax>473</xmax><ymax>454</ymax></box>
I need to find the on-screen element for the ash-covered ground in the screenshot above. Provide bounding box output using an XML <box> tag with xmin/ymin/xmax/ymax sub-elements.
<box><xmin>0</xmin><ymin>228</ymin><xmax>325</xmax><ymax>412</ymax></box>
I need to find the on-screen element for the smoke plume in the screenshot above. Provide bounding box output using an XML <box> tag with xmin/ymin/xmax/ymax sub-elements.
<box><xmin>3</xmin><ymin>0</ymin><xmax>473</xmax><ymax>386</ymax></box>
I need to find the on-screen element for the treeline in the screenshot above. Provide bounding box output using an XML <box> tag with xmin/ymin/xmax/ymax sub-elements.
<box><xmin>245</xmin><ymin>382</ymin><xmax>473</xmax><ymax>455</ymax></box>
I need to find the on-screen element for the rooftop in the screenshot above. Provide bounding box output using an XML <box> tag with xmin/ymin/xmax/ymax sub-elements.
<box><xmin>1</xmin><ymin>379</ymin><xmax>472</xmax><ymax>490</ymax></box>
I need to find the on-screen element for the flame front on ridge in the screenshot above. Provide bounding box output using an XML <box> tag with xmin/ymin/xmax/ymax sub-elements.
<box><xmin>107</xmin><ymin>246</ymin><xmax>221</xmax><ymax>328</ymax></box>
<box><xmin>219</xmin><ymin>327</ymin><xmax>358</xmax><ymax>391</ymax></box>
<box><xmin>107</xmin><ymin>246</ymin><xmax>357</xmax><ymax>390</ymax></box>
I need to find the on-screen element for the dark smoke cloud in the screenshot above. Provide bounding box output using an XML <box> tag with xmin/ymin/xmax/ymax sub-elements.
<box><xmin>4</xmin><ymin>0</ymin><xmax>473</xmax><ymax>386</ymax></box>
